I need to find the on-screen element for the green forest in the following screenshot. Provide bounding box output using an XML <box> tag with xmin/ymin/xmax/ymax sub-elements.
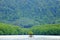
<box><xmin>0</xmin><ymin>23</ymin><xmax>60</xmax><ymax>35</ymax></box>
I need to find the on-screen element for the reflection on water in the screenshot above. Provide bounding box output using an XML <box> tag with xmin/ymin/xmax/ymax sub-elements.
<box><xmin>0</xmin><ymin>35</ymin><xmax>60</xmax><ymax>40</ymax></box>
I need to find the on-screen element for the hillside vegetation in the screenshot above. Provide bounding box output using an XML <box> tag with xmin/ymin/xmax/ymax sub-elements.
<box><xmin>0</xmin><ymin>23</ymin><xmax>23</xmax><ymax>35</ymax></box>
<box><xmin>0</xmin><ymin>0</ymin><xmax>60</xmax><ymax>27</ymax></box>
<box><xmin>0</xmin><ymin>23</ymin><xmax>60</xmax><ymax>35</ymax></box>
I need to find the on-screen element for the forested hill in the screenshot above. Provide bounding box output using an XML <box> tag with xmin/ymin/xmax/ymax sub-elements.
<box><xmin>0</xmin><ymin>0</ymin><xmax>60</xmax><ymax>27</ymax></box>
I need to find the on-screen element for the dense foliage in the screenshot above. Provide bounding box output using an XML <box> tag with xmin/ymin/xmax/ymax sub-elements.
<box><xmin>31</xmin><ymin>24</ymin><xmax>60</xmax><ymax>35</ymax></box>
<box><xmin>0</xmin><ymin>23</ymin><xmax>60</xmax><ymax>35</ymax></box>
<box><xmin>0</xmin><ymin>0</ymin><xmax>60</xmax><ymax>27</ymax></box>
<box><xmin>0</xmin><ymin>23</ymin><xmax>23</xmax><ymax>35</ymax></box>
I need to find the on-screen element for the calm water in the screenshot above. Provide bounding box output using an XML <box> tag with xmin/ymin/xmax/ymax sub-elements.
<box><xmin>0</xmin><ymin>35</ymin><xmax>60</xmax><ymax>40</ymax></box>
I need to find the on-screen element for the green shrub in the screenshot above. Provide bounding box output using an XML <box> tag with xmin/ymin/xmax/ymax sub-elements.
<box><xmin>31</xmin><ymin>24</ymin><xmax>60</xmax><ymax>35</ymax></box>
<box><xmin>0</xmin><ymin>23</ymin><xmax>60</xmax><ymax>35</ymax></box>
<box><xmin>0</xmin><ymin>23</ymin><xmax>22</xmax><ymax>35</ymax></box>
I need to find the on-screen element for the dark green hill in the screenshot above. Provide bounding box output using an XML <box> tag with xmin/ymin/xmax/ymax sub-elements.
<box><xmin>0</xmin><ymin>0</ymin><xmax>60</xmax><ymax>27</ymax></box>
